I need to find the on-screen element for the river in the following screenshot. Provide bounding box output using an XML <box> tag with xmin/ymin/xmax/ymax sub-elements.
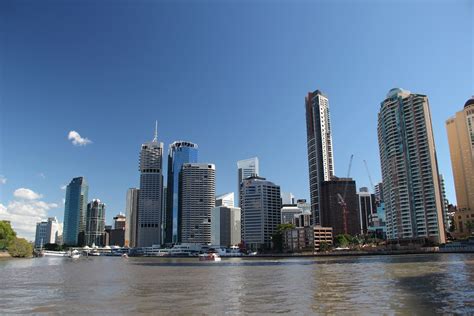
<box><xmin>1</xmin><ymin>253</ymin><xmax>473</xmax><ymax>314</ymax></box>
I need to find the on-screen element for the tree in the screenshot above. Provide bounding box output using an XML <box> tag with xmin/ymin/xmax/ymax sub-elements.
<box><xmin>466</xmin><ymin>221</ymin><xmax>474</xmax><ymax>235</ymax></box>
<box><xmin>319</xmin><ymin>241</ymin><xmax>331</xmax><ymax>252</ymax></box>
<box><xmin>8</xmin><ymin>238</ymin><xmax>33</xmax><ymax>258</ymax></box>
<box><xmin>0</xmin><ymin>221</ymin><xmax>17</xmax><ymax>250</ymax></box>
<box><xmin>334</xmin><ymin>234</ymin><xmax>351</xmax><ymax>247</ymax></box>
<box><xmin>272</xmin><ymin>223</ymin><xmax>296</xmax><ymax>252</ymax></box>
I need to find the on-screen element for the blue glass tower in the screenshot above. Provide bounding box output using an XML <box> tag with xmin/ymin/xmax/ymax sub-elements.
<box><xmin>63</xmin><ymin>177</ymin><xmax>89</xmax><ymax>245</ymax></box>
<box><xmin>165</xmin><ymin>141</ymin><xmax>198</xmax><ymax>244</ymax></box>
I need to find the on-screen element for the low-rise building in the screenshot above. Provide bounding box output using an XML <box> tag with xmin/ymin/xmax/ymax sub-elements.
<box><xmin>452</xmin><ymin>208</ymin><xmax>474</xmax><ymax>239</ymax></box>
<box><xmin>284</xmin><ymin>226</ymin><xmax>333</xmax><ymax>252</ymax></box>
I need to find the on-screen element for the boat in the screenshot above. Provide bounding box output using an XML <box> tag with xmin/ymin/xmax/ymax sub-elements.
<box><xmin>90</xmin><ymin>250</ymin><xmax>101</xmax><ymax>256</ymax></box>
<box><xmin>42</xmin><ymin>250</ymin><xmax>68</xmax><ymax>257</ymax></box>
<box><xmin>68</xmin><ymin>250</ymin><xmax>81</xmax><ymax>259</ymax></box>
<box><xmin>198</xmin><ymin>252</ymin><xmax>221</xmax><ymax>262</ymax></box>
<box><xmin>122</xmin><ymin>253</ymin><xmax>129</xmax><ymax>259</ymax></box>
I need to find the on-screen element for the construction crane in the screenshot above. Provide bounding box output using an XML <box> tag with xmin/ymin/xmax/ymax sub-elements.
<box><xmin>363</xmin><ymin>159</ymin><xmax>379</xmax><ymax>204</ymax></box>
<box><xmin>338</xmin><ymin>154</ymin><xmax>354</xmax><ymax>235</ymax></box>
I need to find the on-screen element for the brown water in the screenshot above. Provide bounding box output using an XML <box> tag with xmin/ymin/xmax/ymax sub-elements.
<box><xmin>1</xmin><ymin>254</ymin><xmax>473</xmax><ymax>314</ymax></box>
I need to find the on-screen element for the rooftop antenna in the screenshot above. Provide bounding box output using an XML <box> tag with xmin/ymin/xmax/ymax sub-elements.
<box><xmin>153</xmin><ymin>120</ymin><xmax>158</xmax><ymax>142</ymax></box>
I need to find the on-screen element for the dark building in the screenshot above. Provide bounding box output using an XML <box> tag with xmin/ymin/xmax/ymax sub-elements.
<box><xmin>320</xmin><ymin>177</ymin><xmax>360</xmax><ymax>236</ymax></box>
<box><xmin>357</xmin><ymin>188</ymin><xmax>377</xmax><ymax>235</ymax></box>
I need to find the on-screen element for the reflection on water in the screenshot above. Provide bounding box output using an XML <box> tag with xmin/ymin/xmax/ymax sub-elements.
<box><xmin>0</xmin><ymin>254</ymin><xmax>473</xmax><ymax>314</ymax></box>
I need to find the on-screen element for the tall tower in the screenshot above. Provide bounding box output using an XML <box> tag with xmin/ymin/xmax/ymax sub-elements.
<box><xmin>63</xmin><ymin>176</ymin><xmax>88</xmax><ymax>246</ymax></box>
<box><xmin>179</xmin><ymin>163</ymin><xmax>216</xmax><ymax>244</ymax></box>
<box><xmin>165</xmin><ymin>141</ymin><xmax>198</xmax><ymax>244</ymax></box>
<box><xmin>137</xmin><ymin>122</ymin><xmax>164</xmax><ymax>247</ymax></box>
<box><xmin>305</xmin><ymin>90</ymin><xmax>335</xmax><ymax>225</ymax></box>
<box><xmin>125</xmin><ymin>188</ymin><xmax>139</xmax><ymax>248</ymax></box>
<box><xmin>378</xmin><ymin>88</ymin><xmax>445</xmax><ymax>244</ymax></box>
<box><xmin>237</xmin><ymin>157</ymin><xmax>259</xmax><ymax>207</ymax></box>
<box><xmin>85</xmin><ymin>199</ymin><xmax>106</xmax><ymax>247</ymax></box>
<box><xmin>240</xmin><ymin>176</ymin><xmax>281</xmax><ymax>250</ymax></box>
<box><xmin>446</xmin><ymin>97</ymin><xmax>474</xmax><ymax>213</ymax></box>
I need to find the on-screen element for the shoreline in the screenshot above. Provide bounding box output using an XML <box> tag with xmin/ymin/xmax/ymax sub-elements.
<box><xmin>131</xmin><ymin>249</ymin><xmax>474</xmax><ymax>259</ymax></box>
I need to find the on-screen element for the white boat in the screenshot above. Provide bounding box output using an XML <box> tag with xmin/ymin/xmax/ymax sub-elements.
<box><xmin>90</xmin><ymin>250</ymin><xmax>101</xmax><ymax>256</ymax></box>
<box><xmin>68</xmin><ymin>250</ymin><xmax>81</xmax><ymax>259</ymax></box>
<box><xmin>198</xmin><ymin>253</ymin><xmax>221</xmax><ymax>262</ymax></box>
<box><xmin>42</xmin><ymin>250</ymin><xmax>68</xmax><ymax>257</ymax></box>
<box><xmin>122</xmin><ymin>253</ymin><xmax>129</xmax><ymax>259</ymax></box>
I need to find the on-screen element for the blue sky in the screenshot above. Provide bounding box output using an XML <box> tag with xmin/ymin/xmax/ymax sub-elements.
<box><xmin>0</xmin><ymin>0</ymin><xmax>472</xmax><ymax>240</ymax></box>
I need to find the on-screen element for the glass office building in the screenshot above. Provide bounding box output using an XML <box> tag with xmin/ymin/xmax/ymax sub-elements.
<box><xmin>63</xmin><ymin>176</ymin><xmax>88</xmax><ymax>245</ymax></box>
<box><xmin>165</xmin><ymin>141</ymin><xmax>198</xmax><ymax>244</ymax></box>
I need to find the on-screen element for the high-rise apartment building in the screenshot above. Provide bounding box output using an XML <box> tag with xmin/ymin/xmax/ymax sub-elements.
<box><xmin>137</xmin><ymin>123</ymin><xmax>164</xmax><ymax>247</ymax></box>
<box><xmin>378</xmin><ymin>88</ymin><xmax>445</xmax><ymax>244</ymax></box>
<box><xmin>179</xmin><ymin>163</ymin><xmax>216</xmax><ymax>244</ymax></box>
<box><xmin>125</xmin><ymin>188</ymin><xmax>139</xmax><ymax>248</ymax></box>
<box><xmin>357</xmin><ymin>187</ymin><xmax>376</xmax><ymax>235</ymax></box>
<box><xmin>63</xmin><ymin>176</ymin><xmax>88</xmax><ymax>246</ymax></box>
<box><xmin>85</xmin><ymin>199</ymin><xmax>106</xmax><ymax>247</ymax></box>
<box><xmin>34</xmin><ymin>217</ymin><xmax>62</xmax><ymax>248</ymax></box>
<box><xmin>240</xmin><ymin>176</ymin><xmax>281</xmax><ymax>250</ymax></box>
<box><xmin>237</xmin><ymin>157</ymin><xmax>259</xmax><ymax>207</ymax></box>
<box><xmin>446</xmin><ymin>97</ymin><xmax>474</xmax><ymax>213</ymax></box>
<box><xmin>165</xmin><ymin>141</ymin><xmax>198</xmax><ymax>244</ymax></box>
<box><xmin>305</xmin><ymin>90</ymin><xmax>335</xmax><ymax>225</ymax></box>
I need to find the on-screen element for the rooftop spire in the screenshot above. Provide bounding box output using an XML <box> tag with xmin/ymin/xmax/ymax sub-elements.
<box><xmin>153</xmin><ymin>120</ymin><xmax>158</xmax><ymax>142</ymax></box>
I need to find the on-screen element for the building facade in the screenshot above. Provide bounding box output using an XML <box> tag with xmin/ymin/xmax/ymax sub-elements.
<box><xmin>284</xmin><ymin>226</ymin><xmax>333</xmax><ymax>252</ymax></box>
<box><xmin>357</xmin><ymin>187</ymin><xmax>376</xmax><ymax>235</ymax></box>
<box><xmin>378</xmin><ymin>88</ymin><xmax>446</xmax><ymax>244</ymax></box>
<box><xmin>34</xmin><ymin>217</ymin><xmax>62</xmax><ymax>248</ymax></box>
<box><xmin>237</xmin><ymin>157</ymin><xmax>259</xmax><ymax>207</ymax></box>
<box><xmin>63</xmin><ymin>176</ymin><xmax>88</xmax><ymax>246</ymax></box>
<box><xmin>179</xmin><ymin>163</ymin><xmax>216</xmax><ymax>244</ymax></box>
<box><xmin>211</xmin><ymin>206</ymin><xmax>241</xmax><ymax>247</ymax></box>
<box><xmin>305</xmin><ymin>90</ymin><xmax>335</xmax><ymax>225</ymax></box>
<box><xmin>165</xmin><ymin>141</ymin><xmax>198</xmax><ymax>244</ymax></box>
<box><xmin>240</xmin><ymin>176</ymin><xmax>281</xmax><ymax>250</ymax></box>
<box><xmin>137</xmin><ymin>124</ymin><xmax>164</xmax><ymax>247</ymax></box>
<box><xmin>85</xmin><ymin>199</ymin><xmax>106</xmax><ymax>247</ymax></box>
<box><xmin>125</xmin><ymin>188</ymin><xmax>139</xmax><ymax>248</ymax></box>
<box><xmin>215</xmin><ymin>192</ymin><xmax>235</xmax><ymax>207</ymax></box>
<box><xmin>446</xmin><ymin>97</ymin><xmax>474</xmax><ymax>214</ymax></box>
<box><xmin>320</xmin><ymin>177</ymin><xmax>360</xmax><ymax>236</ymax></box>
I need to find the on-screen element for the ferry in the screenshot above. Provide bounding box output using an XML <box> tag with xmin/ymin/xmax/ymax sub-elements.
<box><xmin>41</xmin><ymin>250</ymin><xmax>68</xmax><ymax>257</ymax></box>
<box><xmin>68</xmin><ymin>250</ymin><xmax>81</xmax><ymax>259</ymax></box>
<box><xmin>198</xmin><ymin>252</ymin><xmax>221</xmax><ymax>262</ymax></box>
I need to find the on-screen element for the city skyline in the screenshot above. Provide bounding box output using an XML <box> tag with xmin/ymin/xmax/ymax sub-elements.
<box><xmin>1</xmin><ymin>1</ymin><xmax>472</xmax><ymax>240</ymax></box>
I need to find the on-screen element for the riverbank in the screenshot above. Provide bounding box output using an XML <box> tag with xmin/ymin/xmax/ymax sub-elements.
<box><xmin>0</xmin><ymin>251</ymin><xmax>11</xmax><ymax>258</ymax></box>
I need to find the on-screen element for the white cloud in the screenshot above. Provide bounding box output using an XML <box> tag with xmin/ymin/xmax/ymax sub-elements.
<box><xmin>0</xmin><ymin>175</ymin><xmax>6</xmax><ymax>184</ymax></box>
<box><xmin>38</xmin><ymin>172</ymin><xmax>46</xmax><ymax>179</ymax></box>
<box><xmin>0</xmin><ymin>189</ymin><xmax>58</xmax><ymax>241</ymax></box>
<box><xmin>68</xmin><ymin>130</ymin><xmax>92</xmax><ymax>146</ymax></box>
<box><xmin>13</xmin><ymin>188</ymin><xmax>43</xmax><ymax>200</ymax></box>
<box><xmin>60</xmin><ymin>185</ymin><xmax>67</xmax><ymax>190</ymax></box>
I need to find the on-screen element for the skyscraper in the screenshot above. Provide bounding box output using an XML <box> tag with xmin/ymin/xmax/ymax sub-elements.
<box><xmin>305</xmin><ymin>90</ymin><xmax>335</xmax><ymax>225</ymax></box>
<box><xmin>378</xmin><ymin>88</ymin><xmax>445</xmax><ymax>244</ymax></box>
<box><xmin>240</xmin><ymin>176</ymin><xmax>281</xmax><ymax>250</ymax></box>
<box><xmin>137</xmin><ymin>123</ymin><xmax>164</xmax><ymax>247</ymax></box>
<box><xmin>179</xmin><ymin>163</ymin><xmax>216</xmax><ymax>244</ymax></box>
<box><xmin>215</xmin><ymin>192</ymin><xmax>235</xmax><ymax>207</ymax></box>
<box><xmin>357</xmin><ymin>187</ymin><xmax>376</xmax><ymax>235</ymax></box>
<box><xmin>237</xmin><ymin>157</ymin><xmax>259</xmax><ymax>207</ymax></box>
<box><xmin>85</xmin><ymin>199</ymin><xmax>106</xmax><ymax>247</ymax></box>
<box><xmin>165</xmin><ymin>141</ymin><xmax>198</xmax><ymax>244</ymax></box>
<box><xmin>63</xmin><ymin>176</ymin><xmax>88</xmax><ymax>246</ymax></box>
<box><xmin>125</xmin><ymin>188</ymin><xmax>139</xmax><ymax>248</ymax></box>
<box><xmin>446</xmin><ymin>97</ymin><xmax>474</xmax><ymax>213</ymax></box>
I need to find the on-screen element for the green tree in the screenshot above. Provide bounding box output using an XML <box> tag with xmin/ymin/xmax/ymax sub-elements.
<box><xmin>319</xmin><ymin>241</ymin><xmax>331</xmax><ymax>252</ymax></box>
<box><xmin>466</xmin><ymin>221</ymin><xmax>474</xmax><ymax>235</ymax></box>
<box><xmin>8</xmin><ymin>237</ymin><xmax>33</xmax><ymax>258</ymax></box>
<box><xmin>0</xmin><ymin>221</ymin><xmax>17</xmax><ymax>250</ymax></box>
<box><xmin>272</xmin><ymin>223</ymin><xmax>296</xmax><ymax>252</ymax></box>
<box><xmin>334</xmin><ymin>234</ymin><xmax>350</xmax><ymax>247</ymax></box>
